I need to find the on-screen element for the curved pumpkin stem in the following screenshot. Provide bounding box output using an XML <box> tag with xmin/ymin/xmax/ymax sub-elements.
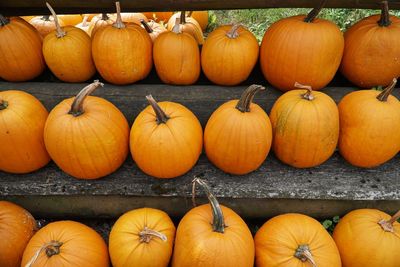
<box><xmin>376</xmin><ymin>78</ymin><xmax>397</xmax><ymax>102</ymax></box>
<box><xmin>24</xmin><ymin>241</ymin><xmax>63</xmax><ymax>267</ymax></box>
<box><xmin>295</xmin><ymin>245</ymin><xmax>317</xmax><ymax>267</ymax></box>
<box><xmin>139</xmin><ymin>226</ymin><xmax>168</xmax><ymax>243</ymax></box>
<box><xmin>304</xmin><ymin>0</ymin><xmax>327</xmax><ymax>23</ymax></box>
<box><xmin>113</xmin><ymin>1</ymin><xmax>125</xmax><ymax>29</ymax></box>
<box><xmin>295</xmin><ymin>82</ymin><xmax>315</xmax><ymax>101</ymax></box>
<box><xmin>69</xmin><ymin>80</ymin><xmax>104</xmax><ymax>117</ymax></box>
<box><xmin>378</xmin><ymin>1</ymin><xmax>391</xmax><ymax>27</ymax></box>
<box><xmin>46</xmin><ymin>2</ymin><xmax>66</xmax><ymax>38</ymax></box>
<box><xmin>0</xmin><ymin>14</ymin><xmax>9</xmax><ymax>26</ymax></box>
<box><xmin>378</xmin><ymin>210</ymin><xmax>400</xmax><ymax>233</ymax></box>
<box><xmin>180</xmin><ymin>11</ymin><xmax>187</xmax><ymax>24</ymax></box>
<box><xmin>0</xmin><ymin>100</ymin><xmax>8</xmax><ymax>110</ymax></box>
<box><xmin>226</xmin><ymin>24</ymin><xmax>241</xmax><ymax>39</ymax></box>
<box><xmin>141</xmin><ymin>19</ymin><xmax>153</xmax><ymax>33</ymax></box>
<box><xmin>146</xmin><ymin>95</ymin><xmax>170</xmax><ymax>124</ymax></box>
<box><xmin>235</xmin><ymin>85</ymin><xmax>266</xmax><ymax>113</ymax></box>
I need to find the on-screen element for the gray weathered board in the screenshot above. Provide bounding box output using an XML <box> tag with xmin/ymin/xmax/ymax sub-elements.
<box><xmin>0</xmin><ymin>82</ymin><xmax>399</xmax><ymax>219</ymax></box>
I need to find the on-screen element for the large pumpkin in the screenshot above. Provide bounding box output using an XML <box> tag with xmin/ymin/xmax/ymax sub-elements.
<box><xmin>153</xmin><ymin>20</ymin><xmax>200</xmax><ymax>85</ymax></box>
<box><xmin>89</xmin><ymin>13</ymin><xmax>115</xmax><ymax>37</ymax></box>
<box><xmin>21</xmin><ymin>220</ymin><xmax>109</xmax><ymax>267</ymax></box>
<box><xmin>172</xmin><ymin>178</ymin><xmax>255</xmax><ymax>267</ymax></box>
<box><xmin>255</xmin><ymin>213</ymin><xmax>341</xmax><ymax>267</ymax></box>
<box><xmin>92</xmin><ymin>2</ymin><xmax>153</xmax><ymax>85</ymax></box>
<box><xmin>204</xmin><ymin>85</ymin><xmax>272</xmax><ymax>175</ymax></box>
<box><xmin>338</xmin><ymin>78</ymin><xmax>400</xmax><ymax>167</ymax></box>
<box><xmin>0</xmin><ymin>90</ymin><xmax>50</xmax><ymax>173</ymax></box>
<box><xmin>270</xmin><ymin>82</ymin><xmax>339</xmax><ymax>168</ymax></box>
<box><xmin>29</xmin><ymin>15</ymin><xmax>65</xmax><ymax>37</ymax></box>
<box><xmin>141</xmin><ymin>19</ymin><xmax>166</xmax><ymax>42</ymax></box>
<box><xmin>0</xmin><ymin>16</ymin><xmax>45</xmax><ymax>82</ymax></box>
<box><xmin>109</xmin><ymin>208</ymin><xmax>176</xmax><ymax>267</ymax></box>
<box><xmin>130</xmin><ymin>95</ymin><xmax>203</xmax><ymax>178</ymax></box>
<box><xmin>201</xmin><ymin>24</ymin><xmax>259</xmax><ymax>86</ymax></box>
<box><xmin>333</xmin><ymin>209</ymin><xmax>400</xmax><ymax>267</ymax></box>
<box><xmin>0</xmin><ymin>201</ymin><xmax>37</xmax><ymax>267</ymax></box>
<box><xmin>260</xmin><ymin>1</ymin><xmax>344</xmax><ymax>91</ymax></box>
<box><xmin>167</xmin><ymin>11</ymin><xmax>204</xmax><ymax>45</ymax></box>
<box><xmin>44</xmin><ymin>81</ymin><xmax>130</xmax><ymax>179</ymax></box>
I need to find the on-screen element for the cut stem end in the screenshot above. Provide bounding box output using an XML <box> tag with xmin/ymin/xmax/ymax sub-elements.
<box><xmin>235</xmin><ymin>85</ymin><xmax>266</xmax><ymax>113</ymax></box>
<box><xmin>295</xmin><ymin>82</ymin><xmax>314</xmax><ymax>101</ymax></box>
<box><xmin>377</xmin><ymin>78</ymin><xmax>397</xmax><ymax>102</ymax></box>
<box><xmin>295</xmin><ymin>245</ymin><xmax>317</xmax><ymax>267</ymax></box>
<box><xmin>0</xmin><ymin>100</ymin><xmax>8</xmax><ymax>110</ymax></box>
<box><xmin>378</xmin><ymin>210</ymin><xmax>400</xmax><ymax>232</ymax></box>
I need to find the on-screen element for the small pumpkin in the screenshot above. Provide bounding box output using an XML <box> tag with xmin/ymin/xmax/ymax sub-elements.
<box><xmin>58</xmin><ymin>14</ymin><xmax>82</xmax><ymax>25</ymax></box>
<box><xmin>75</xmin><ymin>15</ymin><xmax>90</xmax><ymax>34</ymax></box>
<box><xmin>255</xmin><ymin>213</ymin><xmax>341</xmax><ymax>267</ymax></box>
<box><xmin>0</xmin><ymin>201</ymin><xmax>37</xmax><ymax>267</ymax></box>
<box><xmin>141</xmin><ymin>19</ymin><xmax>166</xmax><ymax>42</ymax></box>
<box><xmin>92</xmin><ymin>2</ymin><xmax>153</xmax><ymax>85</ymax></box>
<box><xmin>143</xmin><ymin>12</ymin><xmax>173</xmax><ymax>22</ymax></box>
<box><xmin>0</xmin><ymin>90</ymin><xmax>50</xmax><ymax>173</ymax></box>
<box><xmin>338</xmin><ymin>78</ymin><xmax>400</xmax><ymax>167</ymax></box>
<box><xmin>121</xmin><ymin>12</ymin><xmax>148</xmax><ymax>25</ymax></box>
<box><xmin>190</xmin><ymin>11</ymin><xmax>208</xmax><ymax>31</ymax></box>
<box><xmin>167</xmin><ymin>11</ymin><xmax>204</xmax><ymax>45</ymax></box>
<box><xmin>333</xmin><ymin>209</ymin><xmax>400</xmax><ymax>267</ymax></box>
<box><xmin>204</xmin><ymin>85</ymin><xmax>272</xmax><ymax>175</ymax></box>
<box><xmin>270</xmin><ymin>82</ymin><xmax>339</xmax><ymax>168</ymax></box>
<box><xmin>29</xmin><ymin>15</ymin><xmax>65</xmax><ymax>37</ymax></box>
<box><xmin>172</xmin><ymin>178</ymin><xmax>255</xmax><ymax>267</ymax></box>
<box><xmin>89</xmin><ymin>13</ymin><xmax>115</xmax><ymax>37</ymax></box>
<box><xmin>109</xmin><ymin>208</ymin><xmax>176</xmax><ymax>267</ymax></box>
<box><xmin>44</xmin><ymin>81</ymin><xmax>130</xmax><ymax>180</ymax></box>
<box><xmin>130</xmin><ymin>95</ymin><xmax>203</xmax><ymax>179</ymax></box>
<box><xmin>0</xmin><ymin>16</ymin><xmax>45</xmax><ymax>82</ymax></box>
<box><xmin>201</xmin><ymin>24</ymin><xmax>259</xmax><ymax>86</ymax></box>
<box><xmin>21</xmin><ymin>220</ymin><xmax>109</xmax><ymax>267</ymax></box>
<box><xmin>83</xmin><ymin>13</ymin><xmax>97</xmax><ymax>21</ymax></box>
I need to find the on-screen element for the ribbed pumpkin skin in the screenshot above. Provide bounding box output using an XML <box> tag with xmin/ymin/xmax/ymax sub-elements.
<box><xmin>0</xmin><ymin>90</ymin><xmax>50</xmax><ymax>173</ymax></box>
<box><xmin>201</xmin><ymin>25</ymin><xmax>259</xmax><ymax>86</ymax></box>
<box><xmin>333</xmin><ymin>209</ymin><xmax>400</xmax><ymax>267</ymax></box>
<box><xmin>109</xmin><ymin>208</ymin><xmax>176</xmax><ymax>267</ymax></box>
<box><xmin>92</xmin><ymin>24</ymin><xmax>153</xmax><ymax>85</ymax></box>
<box><xmin>44</xmin><ymin>96</ymin><xmax>129</xmax><ymax>179</ymax></box>
<box><xmin>172</xmin><ymin>204</ymin><xmax>254</xmax><ymax>267</ymax></box>
<box><xmin>29</xmin><ymin>16</ymin><xmax>64</xmax><ymax>37</ymax></box>
<box><xmin>270</xmin><ymin>90</ymin><xmax>339</xmax><ymax>168</ymax></box>
<box><xmin>21</xmin><ymin>221</ymin><xmax>109</xmax><ymax>267</ymax></box>
<box><xmin>43</xmin><ymin>26</ymin><xmax>96</xmax><ymax>82</ymax></box>
<box><xmin>0</xmin><ymin>201</ymin><xmax>36</xmax><ymax>267</ymax></box>
<box><xmin>0</xmin><ymin>17</ymin><xmax>45</xmax><ymax>82</ymax></box>
<box><xmin>338</xmin><ymin>90</ymin><xmax>400</xmax><ymax>167</ymax></box>
<box><xmin>341</xmin><ymin>15</ymin><xmax>400</xmax><ymax>88</ymax></box>
<box><xmin>255</xmin><ymin>213</ymin><xmax>341</xmax><ymax>267</ymax></box>
<box><xmin>260</xmin><ymin>16</ymin><xmax>344</xmax><ymax>91</ymax></box>
<box><xmin>153</xmin><ymin>31</ymin><xmax>200</xmax><ymax>85</ymax></box>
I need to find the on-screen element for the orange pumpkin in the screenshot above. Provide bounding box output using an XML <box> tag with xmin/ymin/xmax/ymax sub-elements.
<box><xmin>21</xmin><ymin>16</ymin><xmax>35</xmax><ymax>22</ymax></box>
<box><xmin>172</xmin><ymin>178</ymin><xmax>254</xmax><ymax>267</ymax></box>
<box><xmin>167</xmin><ymin>11</ymin><xmax>204</xmax><ymax>45</ymax></box>
<box><xmin>0</xmin><ymin>16</ymin><xmax>45</xmax><ymax>82</ymax></box>
<box><xmin>190</xmin><ymin>11</ymin><xmax>208</xmax><ymax>31</ymax></box>
<box><xmin>0</xmin><ymin>201</ymin><xmax>37</xmax><ymax>267</ymax></box>
<box><xmin>201</xmin><ymin>24</ymin><xmax>259</xmax><ymax>86</ymax></box>
<box><xmin>255</xmin><ymin>213</ymin><xmax>341</xmax><ymax>267</ymax></box>
<box><xmin>270</xmin><ymin>83</ymin><xmax>339</xmax><ymax>168</ymax></box>
<box><xmin>75</xmin><ymin>15</ymin><xmax>90</xmax><ymax>33</ymax></box>
<box><xmin>333</xmin><ymin>209</ymin><xmax>400</xmax><ymax>267</ymax></box>
<box><xmin>130</xmin><ymin>95</ymin><xmax>203</xmax><ymax>179</ymax></box>
<box><xmin>204</xmin><ymin>85</ymin><xmax>272</xmax><ymax>175</ymax></box>
<box><xmin>92</xmin><ymin>2</ymin><xmax>153</xmax><ymax>85</ymax></box>
<box><xmin>340</xmin><ymin>1</ymin><xmax>400</xmax><ymax>88</ymax></box>
<box><xmin>260</xmin><ymin>1</ymin><xmax>344</xmax><ymax>91</ymax></box>
<box><xmin>141</xmin><ymin>19</ymin><xmax>166</xmax><ymax>42</ymax></box>
<box><xmin>109</xmin><ymin>208</ymin><xmax>176</xmax><ymax>267</ymax></box>
<box><xmin>143</xmin><ymin>12</ymin><xmax>173</xmax><ymax>22</ymax></box>
<box><xmin>29</xmin><ymin>15</ymin><xmax>65</xmax><ymax>37</ymax></box>
<box><xmin>44</xmin><ymin>81</ymin><xmax>130</xmax><ymax>179</ymax></box>
<box><xmin>0</xmin><ymin>90</ymin><xmax>50</xmax><ymax>173</ymax></box>
<box><xmin>83</xmin><ymin>13</ymin><xmax>97</xmax><ymax>21</ymax></box>
<box><xmin>338</xmin><ymin>78</ymin><xmax>400</xmax><ymax>167</ymax></box>
<box><xmin>58</xmin><ymin>14</ymin><xmax>82</xmax><ymax>25</ymax></box>
<box><xmin>89</xmin><ymin>13</ymin><xmax>115</xmax><ymax>37</ymax></box>
<box><xmin>121</xmin><ymin>12</ymin><xmax>148</xmax><ymax>25</ymax></box>
<box><xmin>21</xmin><ymin>220</ymin><xmax>109</xmax><ymax>267</ymax></box>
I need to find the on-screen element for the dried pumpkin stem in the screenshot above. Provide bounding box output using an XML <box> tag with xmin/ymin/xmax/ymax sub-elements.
<box><xmin>187</xmin><ymin>11</ymin><xmax>193</xmax><ymax>17</ymax></box>
<box><xmin>378</xmin><ymin>210</ymin><xmax>400</xmax><ymax>232</ymax></box>
<box><xmin>0</xmin><ymin>100</ymin><xmax>8</xmax><ymax>110</ymax></box>
<box><xmin>172</xmin><ymin>17</ymin><xmax>182</xmax><ymax>33</ymax></box>
<box><xmin>0</xmin><ymin>14</ymin><xmax>9</xmax><ymax>26</ymax></box>
<box><xmin>226</xmin><ymin>24</ymin><xmax>241</xmax><ymax>39</ymax></box>
<box><xmin>236</xmin><ymin>85</ymin><xmax>266</xmax><ymax>113</ymax></box>
<box><xmin>113</xmin><ymin>1</ymin><xmax>125</xmax><ymax>29</ymax></box>
<box><xmin>180</xmin><ymin>10</ymin><xmax>186</xmax><ymax>24</ymax></box>
<box><xmin>295</xmin><ymin>82</ymin><xmax>315</xmax><ymax>101</ymax></box>
<box><xmin>42</xmin><ymin>15</ymin><xmax>50</xmax><ymax>21</ymax></box>
<box><xmin>101</xmin><ymin>13</ymin><xmax>109</xmax><ymax>21</ymax></box>
<box><xmin>69</xmin><ymin>80</ymin><xmax>104</xmax><ymax>117</ymax></box>
<box><xmin>24</xmin><ymin>241</ymin><xmax>63</xmax><ymax>267</ymax></box>
<box><xmin>295</xmin><ymin>245</ymin><xmax>317</xmax><ymax>267</ymax></box>
<box><xmin>81</xmin><ymin>15</ymin><xmax>89</xmax><ymax>27</ymax></box>
<box><xmin>304</xmin><ymin>0</ymin><xmax>327</xmax><ymax>23</ymax></box>
<box><xmin>376</xmin><ymin>78</ymin><xmax>397</xmax><ymax>102</ymax></box>
<box><xmin>146</xmin><ymin>95</ymin><xmax>169</xmax><ymax>124</ymax></box>
<box><xmin>141</xmin><ymin>19</ymin><xmax>153</xmax><ymax>33</ymax></box>
<box><xmin>46</xmin><ymin>2</ymin><xmax>66</xmax><ymax>38</ymax></box>
<box><xmin>378</xmin><ymin>1</ymin><xmax>391</xmax><ymax>27</ymax></box>
<box><xmin>139</xmin><ymin>226</ymin><xmax>168</xmax><ymax>243</ymax></box>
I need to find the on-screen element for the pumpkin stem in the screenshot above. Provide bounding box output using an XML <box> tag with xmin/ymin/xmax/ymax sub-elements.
<box><xmin>113</xmin><ymin>1</ymin><xmax>126</xmax><ymax>29</ymax></box>
<box><xmin>376</xmin><ymin>78</ymin><xmax>397</xmax><ymax>102</ymax></box>
<box><xmin>192</xmin><ymin>177</ymin><xmax>225</xmax><ymax>233</ymax></box>
<box><xmin>69</xmin><ymin>80</ymin><xmax>104</xmax><ymax>117</ymax></box>
<box><xmin>304</xmin><ymin>0</ymin><xmax>327</xmax><ymax>23</ymax></box>
<box><xmin>187</xmin><ymin>11</ymin><xmax>193</xmax><ymax>17</ymax></box>
<box><xmin>0</xmin><ymin>100</ymin><xmax>8</xmax><ymax>110</ymax></box>
<box><xmin>378</xmin><ymin>210</ymin><xmax>400</xmax><ymax>232</ymax></box>
<box><xmin>295</xmin><ymin>245</ymin><xmax>317</xmax><ymax>267</ymax></box>
<box><xmin>42</xmin><ymin>15</ymin><xmax>51</xmax><ymax>21</ymax></box>
<box><xmin>24</xmin><ymin>241</ymin><xmax>63</xmax><ymax>267</ymax></box>
<box><xmin>146</xmin><ymin>95</ymin><xmax>170</xmax><ymax>124</ymax></box>
<box><xmin>139</xmin><ymin>226</ymin><xmax>168</xmax><ymax>243</ymax></box>
<box><xmin>46</xmin><ymin>2</ymin><xmax>66</xmax><ymax>38</ymax></box>
<box><xmin>172</xmin><ymin>17</ymin><xmax>182</xmax><ymax>33</ymax></box>
<box><xmin>378</xmin><ymin>1</ymin><xmax>391</xmax><ymax>27</ymax></box>
<box><xmin>141</xmin><ymin>19</ymin><xmax>153</xmax><ymax>33</ymax></box>
<box><xmin>81</xmin><ymin>15</ymin><xmax>89</xmax><ymax>27</ymax></box>
<box><xmin>0</xmin><ymin>14</ymin><xmax>9</xmax><ymax>26</ymax></box>
<box><xmin>295</xmin><ymin>82</ymin><xmax>315</xmax><ymax>101</ymax></box>
<box><xmin>101</xmin><ymin>13</ymin><xmax>109</xmax><ymax>21</ymax></box>
<box><xmin>235</xmin><ymin>85</ymin><xmax>266</xmax><ymax>113</ymax></box>
<box><xmin>180</xmin><ymin>11</ymin><xmax>186</xmax><ymax>24</ymax></box>
<box><xmin>226</xmin><ymin>24</ymin><xmax>241</xmax><ymax>39</ymax></box>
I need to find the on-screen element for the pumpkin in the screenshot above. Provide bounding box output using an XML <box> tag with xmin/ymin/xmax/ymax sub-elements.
<box><xmin>21</xmin><ymin>16</ymin><xmax>35</xmax><ymax>22</ymax></box>
<box><xmin>333</xmin><ymin>209</ymin><xmax>400</xmax><ymax>267</ymax></box>
<box><xmin>89</xmin><ymin>13</ymin><xmax>115</xmax><ymax>37</ymax></box>
<box><xmin>338</xmin><ymin>78</ymin><xmax>400</xmax><ymax>167</ymax></box>
<box><xmin>270</xmin><ymin>82</ymin><xmax>339</xmax><ymax>168</ymax></box>
<box><xmin>58</xmin><ymin>14</ymin><xmax>82</xmax><ymax>25</ymax></box>
<box><xmin>109</xmin><ymin>208</ymin><xmax>176</xmax><ymax>267</ymax></box>
<box><xmin>44</xmin><ymin>81</ymin><xmax>130</xmax><ymax>179</ymax></box>
<box><xmin>0</xmin><ymin>201</ymin><xmax>37</xmax><ymax>267</ymax></box>
<box><xmin>0</xmin><ymin>16</ymin><xmax>45</xmax><ymax>82</ymax></box>
<box><xmin>92</xmin><ymin>2</ymin><xmax>153</xmax><ymax>85</ymax></box>
<box><xmin>75</xmin><ymin>15</ymin><xmax>90</xmax><ymax>33</ymax></box>
<box><xmin>340</xmin><ymin>1</ymin><xmax>400</xmax><ymax>88</ymax></box>
<box><xmin>204</xmin><ymin>85</ymin><xmax>272</xmax><ymax>175</ymax></box>
<box><xmin>130</xmin><ymin>95</ymin><xmax>202</xmax><ymax>179</ymax></box>
<box><xmin>190</xmin><ymin>11</ymin><xmax>208</xmax><ymax>31</ymax></box>
<box><xmin>121</xmin><ymin>12</ymin><xmax>148</xmax><ymax>25</ymax></box>
<box><xmin>83</xmin><ymin>13</ymin><xmax>97</xmax><ymax>21</ymax></box>
<box><xmin>21</xmin><ymin>220</ymin><xmax>109</xmax><ymax>267</ymax></box>
<box><xmin>167</xmin><ymin>11</ymin><xmax>204</xmax><ymax>45</ymax></box>
<box><xmin>0</xmin><ymin>90</ymin><xmax>50</xmax><ymax>173</ymax></box>
<box><xmin>201</xmin><ymin>24</ymin><xmax>259</xmax><ymax>86</ymax></box>
<box><xmin>143</xmin><ymin>12</ymin><xmax>173</xmax><ymax>22</ymax></box>
<box><xmin>153</xmin><ymin>19</ymin><xmax>200</xmax><ymax>85</ymax></box>
<box><xmin>255</xmin><ymin>213</ymin><xmax>341</xmax><ymax>267</ymax></box>
<box><xmin>141</xmin><ymin>19</ymin><xmax>166</xmax><ymax>42</ymax></box>
<box><xmin>29</xmin><ymin>15</ymin><xmax>65</xmax><ymax>37</ymax></box>
<box><xmin>260</xmin><ymin>0</ymin><xmax>344</xmax><ymax>91</ymax></box>
<box><xmin>172</xmin><ymin>178</ymin><xmax>254</xmax><ymax>267</ymax></box>
<box><xmin>43</xmin><ymin>4</ymin><xmax>95</xmax><ymax>83</ymax></box>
